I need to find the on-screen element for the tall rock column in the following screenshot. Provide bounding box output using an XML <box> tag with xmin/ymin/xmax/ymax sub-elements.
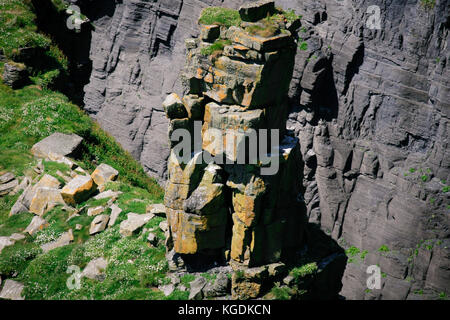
<box><xmin>163</xmin><ymin>1</ymin><xmax>306</xmax><ymax>282</ymax></box>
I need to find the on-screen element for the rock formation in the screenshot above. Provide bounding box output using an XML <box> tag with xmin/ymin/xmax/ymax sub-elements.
<box><xmin>161</xmin><ymin>3</ymin><xmax>346</xmax><ymax>299</ymax></box>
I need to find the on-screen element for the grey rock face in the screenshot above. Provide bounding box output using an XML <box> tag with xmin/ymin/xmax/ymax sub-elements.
<box><xmin>80</xmin><ymin>0</ymin><xmax>449</xmax><ymax>299</ymax></box>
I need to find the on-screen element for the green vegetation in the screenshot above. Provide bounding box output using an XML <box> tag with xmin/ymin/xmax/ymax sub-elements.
<box><xmin>0</xmin><ymin>84</ymin><xmax>163</xmax><ymax>198</ymax></box>
<box><xmin>378</xmin><ymin>245</ymin><xmax>390</xmax><ymax>253</ymax></box>
<box><xmin>283</xmin><ymin>8</ymin><xmax>301</xmax><ymax>23</ymax></box>
<box><xmin>51</xmin><ymin>0</ymin><xmax>69</xmax><ymax>12</ymax></box>
<box><xmin>0</xmin><ymin>0</ymin><xmax>51</xmax><ymax>57</ymax></box>
<box><xmin>438</xmin><ymin>292</ymin><xmax>448</xmax><ymax>300</ymax></box>
<box><xmin>269</xmin><ymin>284</ymin><xmax>292</xmax><ymax>300</ymax></box>
<box><xmin>346</xmin><ymin>246</ymin><xmax>360</xmax><ymax>257</ymax></box>
<box><xmin>200</xmin><ymin>39</ymin><xmax>232</xmax><ymax>56</ymax></box>
<box><xmin>290</xmin><ymin>262</ymin><xmax>318</xmax><ymax>280</ymax></box>
<box><xmin>180</xmin><ymin>273</ymin><xmax>196</xmax><ymax>288</ymax></box>
<box><xmin>360</xmin><ymin>250</ymin><xmax>369</xmax><ymax>260</ymax></box>
<box><xmin>198</xmin><ymin>7</ymin><xmax>242</xmax><ymax>28</ymax></box>
<box><xmin>298</xmin><ymin>41</ymin><xmax>308</xmax><ymax>51</ymax></box>
<box><xmin>420</xmin><ymin>0</ymin><xmax>436</xmax><ymax>10</ymax></box>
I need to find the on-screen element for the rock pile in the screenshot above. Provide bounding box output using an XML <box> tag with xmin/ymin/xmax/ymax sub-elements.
<box><xmin>163</xmin><ymin>1</ymin><xmax>308</xmax><ymax>298</ymax></box>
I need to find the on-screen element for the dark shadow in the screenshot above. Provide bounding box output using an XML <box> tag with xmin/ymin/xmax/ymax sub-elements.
<box><xmin>30</xmin><ymin>0</ymin><xmax>118</xmax><ymax>106</ymax></box>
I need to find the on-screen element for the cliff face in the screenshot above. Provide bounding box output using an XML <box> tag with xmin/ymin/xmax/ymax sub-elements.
<box><xmin>79</xmin><ymin>0</ymin><xmax>450</xmax><ymax>299</ymax></box>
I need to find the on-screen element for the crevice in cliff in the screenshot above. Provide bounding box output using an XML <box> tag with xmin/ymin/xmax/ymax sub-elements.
<box><xmin>30</xmin><ymin>0</ymin><xmax>96</xmax><ymax>106</ymax></box>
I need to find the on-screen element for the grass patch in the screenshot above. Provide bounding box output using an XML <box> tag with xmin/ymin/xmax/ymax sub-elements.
<box><xmin>269</xmin><ymin>284</ymin><xmax>292</xmax><ymax>300</ymax></box>
<box><xmin>420</xmin><ymin>0</ymin><xmax>436</xmax><ymax>9</ymax></box>
<box><xmin>198</xmin><ymin>7</ymin><xmax>242</xmax><ymax>28</ymax></box>
<box><xmin>290</xmin><ymin>262</ymin><xmax>318</xmax><ymax>280</ymax></box>
<box><xmin>0</xmin><ymin>241</ymin><xmax>42</xmax><ymax>276</ymax></box>
<box><xmin>200</xmin><ymin>39</ymin><xmax>232</xmax><ymax>56</ymax></box>
<box><xmin>0</xmin><ymin>0</ymin><xmax>51</xmax><ymax>58</ymax></box>
<box><xmin>378</xmin><ymin>245</ymin><xmax>390</xmax><ymax>253</ymax></box>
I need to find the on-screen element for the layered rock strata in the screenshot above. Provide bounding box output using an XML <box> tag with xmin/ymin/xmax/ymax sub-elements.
<box><xmin>163</xmin><ymin>4</ymin><xmax>311</xmax><ymax>296</ymax></box>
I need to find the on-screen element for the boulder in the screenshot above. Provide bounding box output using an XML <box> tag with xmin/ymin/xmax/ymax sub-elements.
<box><xmin>166</xmin><ymin>249</ymin><xmax>186</xmax><ymax>272</ymax></box>
<box><xmin>81</xmin><ymin>257</ymin><xmax>108</xmax><ymax>281</ymax></box>
<box><xmin>41</xmin><ymin>229</ymin><xmax>74</xmax><ymax>253</ymax></box>
<box><xmin>94</xmin><ymin>190</ymin><xmax>122</xmax><ymax>201</ymax></box>
<box><xmin>91</xmin><ymin>163</ymin><xmax>119</xmax><ymax>188</ymax></box>
<box><xmin>61</xmin><ymin>175</ymin><xmax>97</xmax><ymax>205</ymax></box>
<box><xmin>2</xmin><ymin>62</ymin><xmax>28</xmax><ymax>89</ymax></box>
<box><xmin>188</xmin><ymin>277</ymin><xmax>207</xmax><ymax>300</ymax></box>
<box><xmin>31</xmin><ymin>132</ymin><xmax>83</xmax><ymax>159</ymax></box>
<box><xmin>147</xmin><ymin>232</ymin><xmax>159</xmax><ymax>246</ymax></box>
<box><xmin>10</xmin><ymin>200</ymin><xmax>28</xmax><ymax>216</ymax></box>
<box><xmin>108</xmin><ymin>204</ymin><xmax>122</xmax><ymax>227</ymax></box>
<box><xmin>239</xmin><ymin>0</ymin><xmax>275</xmax><ymax>22</ymax></box>
<box><xmin>159</xmin><ymin>284</ymin><xmax>175</xmax><ymax>297</ymax></box>
<box><xmin>182</xmin><ymin>94</ymin><xmax>205</xmax><ymax>120</ymax></box>
<box><xmin>119</xmin><ymin>213</ymin><xmax>154</xmax><ymax>237</ymax></box>
<box><xmin>146</xmin><ymin>203</ymin><xmax>166</xmax><ymax>217</ymax></box>
<box><xmin>29</xmin><ymin>187</ymin><xmax>65</xmax><ymax>216</ymax></box>
<box><xmin>231</xmin><ymin>264</ymin><xmax>268</xmax><ymax>300</ymax></box>
<box><xmin>89</xmin><ymin>214</ymin><xmax>110</xmax><ymax>235</ymax></box>
<box><xmin>163</xmin><ymin>93</ymin><xmax>188</xmax><ymax>119</ymax></box>
<box><xmin>0</xmin><ymin>178</ymin><xmax>18</xmax><ymax>196</ymax></box>
<box><xmin>0</xmin><ymin>172</ymin><xmax>15</xmax><ymax>184</ymax></box>
<box><xmin>0</xmin><ymin>236</ymin><xmax>14</xmax><ymax>254</ymax></box>
<box><xmin>9</xmin><ymin>233</ymin><xmax>25</xmax><ymax>242</ymax></box>
<box><xmin>87</xmin><ymin>206</ymin><xmax>105</xmax><ymax>217</ymax></box>
<box><xmin>200</xmin><ymin>25</ymin><xmax>220</xmax><ymax>42</ymax></box>
<box><xmin>0</xmin><ymin>280</ymin><xmax>24</xmax><ymax>300</ymax></box>
<box><xmin>203</xmin><ymin>272</ymin><xmax>230</xmax><ymax>297</ymax></box>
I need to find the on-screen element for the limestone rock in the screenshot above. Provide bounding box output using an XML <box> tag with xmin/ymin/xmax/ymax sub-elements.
<box><xmin>163</xmin><ymin>93</ymin><xmax>188</xmax><ymax>119</ymax></box>
<box><xmin>10</xmin><ymin>200</ymin><xmax>28</xmax><ymax>216</ymax></box>
<box><xmin>41</xmin><ymin>229</ymin><xmax>74</xmax><ymax>253</ymax></box>
<box><xmin>91</xmin><ymin>163</ymin><xmax>119</xmax><ymax>187</ymax></box>
<box><xmin>61</xmin><ymin>175</ymin><xmax>97</xmax><ymax>205</ymax></box>
<box><xmin>0</xmin><ymin>236</ymin><xmax>14</xmax><ymax>254</ymax></box>
<box><xmin>0</xmin><ymin>172</ymin><xmax>15</xmax><ymax>184</ymax></box>
<box><xmin>147</xmin><ymin>232</ymin><xmax>159</xmax><ymax>246</ymax></box>
<box><xmin>9</xmin><ymin>233</ymin><xmax>25</xmax><ymax>242</ymax></box>
<box><xmin>0</xmin><ymin>178</ymin><xmax>18</xmax><ymax>196</ymax></box>
<box><xmin>119</xmin><ymin>213</ymin><xmax>154</xmax><ymax>237</ymax></box>
<box><xmin>203</xmin><ymin>272</ymin><xmax>230</xmax><ymax>297</ymax></box>
<box><xmin>0</xmin><ymin>280</ymin><xmax>24</xmax><ymax>300</ymax></box>
<box><xmin>200</xmin><ymin>25</ymin><xmax>220</xmax><ymax>42</ymax></box>
<box><xmin>231</xmin><ymin>264</ymin><xmax>268</xmax><ymax>300</ymax></box>
<box><xmin>31</xmin><ymin>132</ymin><xmax>83</xmax><ymax>159</ymax></box>
<box><xmin>166</xmin><ymin>249</ymin><xmax>186</xmax><ymax>272</ymax></box>
<box><xmin>2</xmin><ymin>62</ymin><xmax>27</xmax><ymax>89</ymax></box>
<box><xmin>239</xmin><ymin>0</ymin><xmax>275</xmax><ymax>22</ymax></box>
<box><xmin>146</xmin><ymin>203</ymin><xmax>166</xmax><ymax>217</ymax></box>
<box><xmin>29</xmin><ymin>187</ymin><xmax>65</xmax><ymax>216</ymax></box>
<box><xmin>81</xmin><ymin>257</ymin><xmax>108</xmax><ymax>281</ymax></box>
<box><xmin>93</xmin><ymin>190</ymin><xmax>122</xmax><ymax>201</ymax></box>
<box><xmin>188</xmin><ymin>277</ymin><xmax>207</xmax><ymax>300</ymax></box>
<box><xmin>159</xmin><ymin>284</ymin><xmax>175</xmax><ymax>297</ymax></box>
<box><xmin>87</xmin><ymin>206</ymin><xmax>105</xmax><ymax>217</ymax></box>
<box><xmin>108</xmin><ymin>203</ymin><xmax>122</xmax><ymax>227</ymax></box>
<box><xmin>89</xmin><ymin>214</ymin><xmax>110</xmax><ymax>235</ymax></box>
